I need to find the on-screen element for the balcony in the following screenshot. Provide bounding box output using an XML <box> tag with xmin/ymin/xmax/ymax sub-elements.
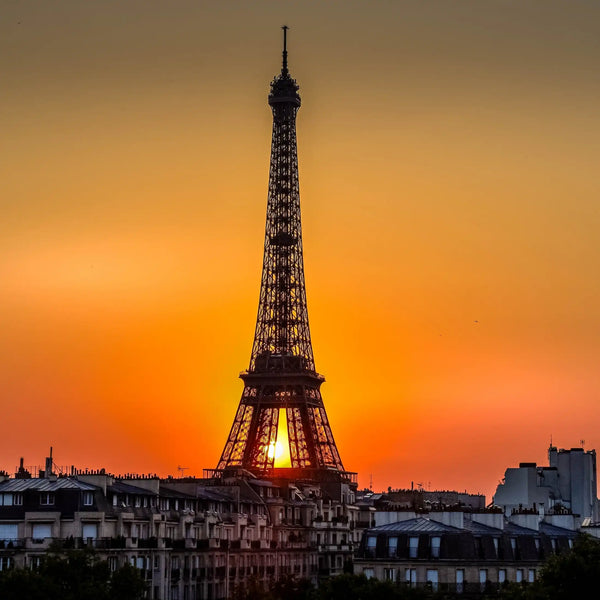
<box><xmin>332</xmin><ymin>516</ymin><xmax>349</xmax><ymax>525</ymax></box>
<box><xmin>0</xmin><ymin>539</ymin><xmax>25</xmax><ymax>550</ymax></box>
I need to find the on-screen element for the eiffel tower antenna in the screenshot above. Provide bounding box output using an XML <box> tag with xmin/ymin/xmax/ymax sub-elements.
<box><xmin>282</xmin><ymin>25</ymin><xmax>289</xmax><ymax>75</ymax></box>
<box><xmin>216</xmin><ymin>29</ymin><xmax>350</xmax><ymax>481</ymax></box>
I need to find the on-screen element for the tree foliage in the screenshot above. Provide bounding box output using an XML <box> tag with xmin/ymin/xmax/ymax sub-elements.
<box><xmin>0</xmin><ymin>549</ymin><xmax>146</xmax><ymax>600</ymax></box>
<box><xmin>316</xmin><ymin>574</ymin><xmax>432</xmax><ymax>600</ymax></box>
<box><xmin>500</xmin><ymin>534</ymin><xmax>600</xmax><ymax>600</ymax></box>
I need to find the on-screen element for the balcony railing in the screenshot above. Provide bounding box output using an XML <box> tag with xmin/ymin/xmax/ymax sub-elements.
<box><xmin>0</xmin><ymin>539</ymin><xmax>25</xmax><ymax>550</ymax></box>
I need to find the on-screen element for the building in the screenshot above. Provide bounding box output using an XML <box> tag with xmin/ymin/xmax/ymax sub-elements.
<box><xmin>0</xmin><ymin>455</ymin><xmax>361</xmax><ymax>599</ymax></box>
<box><xmin>354</xmin><ymin>508</ymin><xmax>577</xmax><ymax>593</ymax></box>
<box><xmin>493</xmin><ymin>444</ymin><xmax>599</xmax><ymax>523</ymax></box>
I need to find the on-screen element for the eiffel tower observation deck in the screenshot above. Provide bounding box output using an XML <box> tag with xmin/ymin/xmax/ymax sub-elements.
<box><xmin>215</xmin><ymin>29</ymin><xmax>355</xmax><ymax>483</ymax></box>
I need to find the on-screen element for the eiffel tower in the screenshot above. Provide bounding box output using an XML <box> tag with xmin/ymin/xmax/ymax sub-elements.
<box><xmin>216</xmin><ymin>28</ymin><xmax>350</xmax><ymax>480</ymax></box>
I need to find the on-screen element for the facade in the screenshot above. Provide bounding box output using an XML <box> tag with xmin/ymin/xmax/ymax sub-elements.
<box><xmin>494</xmin><ymin>445</ymin><xmax>599</xmax><ymax>522</ymax></box>
<box><xmin>354</xmin><ymin>510</ymin><xmax>577</xmax><ymax>593</ymax></box>
<box><xmin>0</xmin><ymin>461</ymin><xmax>360</xmax><ymax>599</ymax></box>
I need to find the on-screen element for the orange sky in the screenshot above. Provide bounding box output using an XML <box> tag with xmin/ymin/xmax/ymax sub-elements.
<box><xmin>1</xmin><ymin>1</ymin><xmax>600</xmax><ymax>502</ymax></box>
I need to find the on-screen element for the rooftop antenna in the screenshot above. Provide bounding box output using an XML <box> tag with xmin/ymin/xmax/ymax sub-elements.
<box><xmin>581</xmin><ymin>439</ymin><xmax>585</xmax><ymax>449</ymax></box>
<box><xmin>281</xmin><ymin>25</ymin><xmax>289</xmax><ymax>75</ymax></box>
<box><xmin>177</xmin><ymin>465</ymin><xmax>189</xmax><ymax>478</ymax></box>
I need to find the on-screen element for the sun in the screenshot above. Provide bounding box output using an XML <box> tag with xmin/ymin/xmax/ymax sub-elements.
<box><xmin>267</xmin><ymin>441</ymin><xmax>284</xmax><ymax>460</ymax></box>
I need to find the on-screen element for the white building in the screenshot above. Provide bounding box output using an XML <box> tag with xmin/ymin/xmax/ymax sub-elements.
<box><xmin>493</xmin><ymin>445</ymin><xmax>598</xmax><ymax>523</ymax></box>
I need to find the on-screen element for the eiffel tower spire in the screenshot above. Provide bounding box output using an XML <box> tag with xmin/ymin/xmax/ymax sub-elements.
<box><xmin>216</xmin><ymin>29</ymin><xmax>346</xmax><ymax>476</ymax></box>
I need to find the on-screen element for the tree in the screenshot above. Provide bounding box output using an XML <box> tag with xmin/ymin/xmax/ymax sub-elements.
<box><xmin>109</xmin><ymin>562</ymin><xmax>148</xmax><ymax>600</ymax></box>
<box><xmin>501</xmin><ymin>534</ymin><xmax>600</xmax><ymax>600</ymax></box>
<box><xmin>316</xmin><ymin>574</ymin><xmax>431</xmax><ymax>600</ymax></box>
<box><xmin>0</xmin><ymin>549</ymin><xmax>146</xmax><ymax>600</ymax></box>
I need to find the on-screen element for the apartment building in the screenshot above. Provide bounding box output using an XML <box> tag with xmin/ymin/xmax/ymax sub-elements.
<box><xmin>0</xmin><ymin>462</ymin><xmax>358</xmax><ymax>600</ymax></box>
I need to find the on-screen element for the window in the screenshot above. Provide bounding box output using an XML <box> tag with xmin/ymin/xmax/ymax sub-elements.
<box><xmin>107</xmin><ymin>557</ymin><xmax>118</xmax><ymax>571</ymax></box>
<box><xmin>366</xmin><ymin>535</ymin><xmax>377</xmax><ymax>556</ymax></box>
<box><xmin>383</xmin><ymin>567</ymin><xmax>395</xmax><ymax>581</ymax></box>
<box><xmin>0</xmin><ymin>494</ymin><xmax>13</xmax><ymax>506</ymax></box>
<box><xmin>363</xmin><ymin>568</ymin><xmax>374</xmax><ymax>580</ymax></box>
<box><xmin>388</xmin><ymin>536</ymin><xmax>398</xmax><ymax>557</ymax></box>
<box><xmin>499</xmin><ymin>569</ymin><xmax>507</xmax><ymax>584</ymax></box>
<box><xmin>479</xmin><ymin>569</ymin><xmax>487</xmax><ymax>592</ymax></box>
<box><xmin>405</xmin><ymin>568</ymin><xmax>417</xmax><ymax>587</ymax></box>
<box><xmin>551</xmin><ymin>538</ymin><xmax>557</xmax><ymax>552</ymax></box>
<box><xmin>516</xmin><ymin>569</ymin><xmax>523</xmax><ymax>583</ymax></box>
<box><xmin>83</xmin><ymin>492</ymin><xmax>94</xmax><ymax>506</ymax></box>
<box><xmin>456</xmin><ymin>569</ymin><xmax>464</xmax><ymax>594</ymax></box>
<box><xmin>82</xmin><ymin>523</ymin><xmax>97</xmax><ymax>540</ymax></box>
<box><xmin>32</xmin><ymin>524</ymin><xmax>52</xmax><ymax>540</ymax></box>
<box><xmin>426</xmin><ymin>569</ymin><xmax>438</xmax><ymax>591</ymax></box>
<box><xmin>40</xmin><ymin>493</ymin><xmax>54</xmax><ymax>506</ymax></box>
<box><xmin>135</xmin><ymin>496</ymin><xmax>141</xmax><ymax>508</ymax></box>
<box><xmin>528</xmin><ymin>569</ymin><xmax>535</xmax><ymax>583</ymax></box>
<box><xmin>0</xmin><ymin>557</ymin><xmax>12</xmax><ymax>571</ymax></box>
<box><xmin>29</xmin><ymin>556</ymin><xmax>42</xmax><ymax>569</ymax></box>
<box><xmin>0</xmin><ymin>524</ymin><xmax>18</xmax><ymax>540</ymax></box>
<box><xmin>409</xmin><ymin>536</ymin><xmax>419</xmax><ymax>558</ymax></box>
<box><xmin>431</xmin><ymin>536</ymin><xmax>441</xmax><ymax>558</ymax></box>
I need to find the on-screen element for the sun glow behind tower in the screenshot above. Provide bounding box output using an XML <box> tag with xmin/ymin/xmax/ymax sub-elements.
<box><xmin>267</xmin><ymin>408</ymin><xmax>292</xmax><ymax>468</ymax></box>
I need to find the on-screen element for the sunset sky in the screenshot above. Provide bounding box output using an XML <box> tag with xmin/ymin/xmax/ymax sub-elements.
<box><xmin>1</xmin><ymin>1</ymin><xmax>599</xmax><ymax>501</ymax></box>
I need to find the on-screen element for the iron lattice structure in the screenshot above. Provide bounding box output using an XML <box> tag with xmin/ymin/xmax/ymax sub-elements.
<box><xmin>217</xmin><ymin>29</ymin><xmax>345</xmax><ymax>476</ymax></box>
